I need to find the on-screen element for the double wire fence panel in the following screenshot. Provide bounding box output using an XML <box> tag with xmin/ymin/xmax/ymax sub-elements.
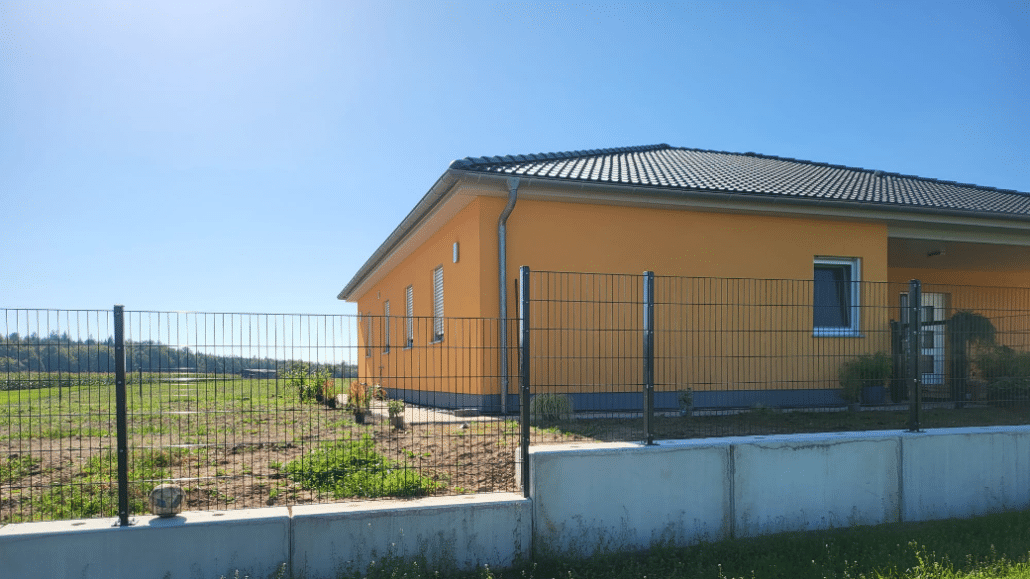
<box><xmin>5</xmin><ymin>277</ymin><xmax>1029</xmax><ymax>522</ymax></box>
<box><xmin>1</xmin><ymin>309</ymin><xmax>520</xmax><ymax>524</ymax></box>
<box><xmin>521</xmin><ymin>271</ymin><xmax>1030</xmax><ymax>442</ymax></box>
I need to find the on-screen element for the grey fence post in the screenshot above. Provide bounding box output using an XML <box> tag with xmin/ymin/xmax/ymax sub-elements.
<box><xmin>907</xmin><ymin>281</ymin><xmax>923</xmax><ymax>432</ymax></box>
<box><xmin>113</xmin><ymin>305</ymin><xmax>130</xmax><ymax>526</ymax></box>
<box><xmin>518</xmin><ymin>266</ymin><xmax>531</xmax><ymax>498</ymax></box>
<box><xmin>643</xmin><ymin>271</ymin><xmax>655</xmax><ymax>445</ymax></box>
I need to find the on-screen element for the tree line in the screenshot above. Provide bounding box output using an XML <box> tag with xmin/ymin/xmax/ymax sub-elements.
<box><xmin>0</xmin><ymin>332</ymin><xmax>357</xmax><ymax>378</ymax></box>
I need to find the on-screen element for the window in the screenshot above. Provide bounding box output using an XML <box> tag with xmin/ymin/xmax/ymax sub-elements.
<box><xmin>813</xmin><ymin>257</ymin><xmax>860</xmax><ymax>336</ymax></box>
<box><xmin>432</xmin><ymin>265</ymin><xmax>444</xmax><ymax>342</ymax></box>
<box><xmin>405</xmin><ymin>285</ymin><xmax>413</xmax><ymax>348</ymax></box>
<box><xmin>363</xmin><ymin>313</ymin><xmax>372</xmax><ymax>357</ymax></box>
<box><xmin>383</xmin><ymin>301</ymin><xmax>390</xmax><ymax>353</ymax></box>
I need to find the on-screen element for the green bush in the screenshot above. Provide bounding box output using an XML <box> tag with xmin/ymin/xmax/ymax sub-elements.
<box><xmin>977</xmin><ymin>346</ymin><xmax>1030</xmax><ymax>401</ymax></box>
<box><xmin>284</xmin><ymin>436</ymin><xmax>436</xmax><ymax>499</ymax></box>
<box><xmin>530</xmin><ymin>393</ymin><xmax>574</xmax><ymax>423</ymax></box>
<box><xmin>281</xmin><ymin>363</ymin><xmax>333</xmax><ymax>405</ymax></box>
<box><xmin>838</xmin><ymin>352</ymin><xmax>892</xmax><ymax>403</ymax></box>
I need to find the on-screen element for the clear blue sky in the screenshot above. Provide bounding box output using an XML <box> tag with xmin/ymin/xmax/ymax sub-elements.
<box><xmin>2</xmin><ymin>0</ymin><xmax>1028</xmax><ymax>315</ymax></box>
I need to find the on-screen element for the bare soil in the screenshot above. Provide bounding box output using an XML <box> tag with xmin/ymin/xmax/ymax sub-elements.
<box><xmin>0</xmin><ymin>408</ymin><xmax>584</xmax><ymax>522</ymax></box>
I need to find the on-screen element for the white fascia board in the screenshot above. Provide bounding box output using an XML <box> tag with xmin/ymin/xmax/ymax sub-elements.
<box><xmin>340</xmin><ymin>181</ymin><xmax>484</xmax><ymax>302</ymax></box>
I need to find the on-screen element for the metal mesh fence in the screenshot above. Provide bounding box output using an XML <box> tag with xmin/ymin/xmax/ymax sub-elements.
<box><xmin>1</xmin><ymin>309</ymin><xmax>118</xmax><ymax>523</ymax></box>
<box><xmin>1</xmin><ymin>309</ymin><xmax>520</xmax><ymax>524</ymax></box>
<box><xmin>522</xmin><ymin>270</ymin><xmax>1030</xmax><ymax>443</ymax></box>
<box><xmin>5</xmin><ymin>276</ymin><xmax>1030</xmax><ymax>522</ymax></box>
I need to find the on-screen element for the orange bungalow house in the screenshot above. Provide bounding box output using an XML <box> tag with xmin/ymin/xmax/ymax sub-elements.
<box><xmin>338</xmin><ymin>145</ymin><xmax>1030</xmax><ymax>412</ymax></box>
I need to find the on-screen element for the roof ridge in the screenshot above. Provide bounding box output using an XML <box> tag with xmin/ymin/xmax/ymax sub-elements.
<box><xmin>449</xmin><ymin>143</ymin><xmax>671</xmax><ymax>169</ymax></box>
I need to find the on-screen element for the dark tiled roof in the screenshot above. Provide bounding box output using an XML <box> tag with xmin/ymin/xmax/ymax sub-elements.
<box><xmin>450</xmin><ymin>144</ymin><xmax>1030</xmax><ymax>217</ymax></box>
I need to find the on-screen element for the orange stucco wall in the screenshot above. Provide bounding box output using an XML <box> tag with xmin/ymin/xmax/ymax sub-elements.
<box><xmin>353</xmin><ymin>198</ymin><xmax>494</xmax><ymax>398</ymax></box>
<box><xmin>351</xmin><ymin>188</ymin><xmax>1028</xmax><ymax>404</ymax></box>
<box><xmin>489</xmin><ymin>197</ymin><xmax>892</xmax><ymax>397</ymax></box>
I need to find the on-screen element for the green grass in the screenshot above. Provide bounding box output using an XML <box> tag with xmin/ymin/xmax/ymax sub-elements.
<box><xmin>1</xmin><ymin>454</ymin><xmax>41</xmax><ymax>483</ymax></box>
<box><xmin>9</xmin><ymin>448</ymin><xmax>185</xmax><ymax>523</ymax></box>
<box><xmin>0</xmin><ymin>374</ymin><xmax>319</xmax><ymax>443</ymax></box>
<box><xmin>284</xmin><ymin>436</ymin><xmax>437</xmax><ymax>499</ymax></box>
<box><xmin>335</xmin><ymin>510</ymin><xmax>1030</xmax><ymax>579</ymax></box>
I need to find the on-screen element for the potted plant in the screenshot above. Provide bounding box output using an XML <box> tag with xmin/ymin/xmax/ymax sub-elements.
<box><xmin>388</xmin><ymin>399</ymin><xmax>405</xmax><ymax>429</ymax></box>
<box><xmin>347</xmin><ymin>381</ymin><xmax>370</xmax><ymax>423</ymax></box>
<box><xmin>320</xmin><ymin>378</ymin><xmax>337</xmax><ymax>409</ymax></box>
<box><xmin>677</xmin><ymin>388</ymin><xmax>694</xmax><ymax>417</ymax></box>
<box><xmin>839</xmin><ymin>352</ymin><xmax>892</xmax><ymax>406</ymax></box>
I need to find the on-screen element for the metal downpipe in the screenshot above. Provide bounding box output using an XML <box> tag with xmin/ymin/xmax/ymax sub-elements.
<box><xmin>499</xmin><ymin>177</ymin><xmax>519</xmax><ymax>415</ymax></box>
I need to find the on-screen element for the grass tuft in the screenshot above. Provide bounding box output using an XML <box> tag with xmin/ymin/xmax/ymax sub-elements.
<box><xmin>284</xmin><ymin>436</ymin><xmax>436</xmax><ymax>499</ymax></box>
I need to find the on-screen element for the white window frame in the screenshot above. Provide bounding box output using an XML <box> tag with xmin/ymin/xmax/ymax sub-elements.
<box><xmin>432</xmin><ymin>265</ymin><xmax>444</xmax><ymax>343</ymax></box>
<box><xmin>405</xmin><ymin>285</ymin><xmax>414</xmax><ymax>348</ymax></box>
<box><xmin>383</xmin><ymin>300</ymin><xmax>390</xmax><ymax>354</ymax></box>
<box><xmin>813</xmin><ymin>257</ymin><xmax>861</xmax><ymax>337</ymax></box>
<box><xmin>363</xmin><ymin>312</ymin><xmax>372</xmax><ymax>357</ymax></box>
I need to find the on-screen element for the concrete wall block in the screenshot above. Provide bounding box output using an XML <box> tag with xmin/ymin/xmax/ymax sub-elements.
<box><xmin>290</xmin><ymin>493</ymin><xmax>531</xmax><ymax>578</ymax></box>
<box><xmin>901</xmin><ymin>427</ymin><xmax>1030</xmax><ymax>522</ymax></box>
<box><xmin>530</xmin><ymin>441</ymin><xmax>732</xmax><ymax>555</ymax></box>
<box><xmin>0</xmin><ymin>508</ymin><xmax>290</xmax><ymax>579</ymax></box>
<box><xmin>733</xmin><ymin>433</ymin><xmax>900</xmax><ymax>537</ymax></box>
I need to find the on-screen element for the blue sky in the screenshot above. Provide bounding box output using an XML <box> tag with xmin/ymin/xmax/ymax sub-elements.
<box><xmin>2</xmin><ymin>0</ymin><xmax>1028</xmax><ymax>315</ymax></box>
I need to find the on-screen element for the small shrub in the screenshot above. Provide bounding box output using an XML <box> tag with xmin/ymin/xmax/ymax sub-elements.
<box><xmin>838</xmin><ymin>352</ymin><xmax>892</xmax><ymax>403</ymax></box>
<box><xmin>321</xmin><ymin>379</ymin><xmax>337</xmax><ymax>408</ymax></box>
<box><xmin>530</xmin><ymin>393</ymin><xmax>573</xmax><ymax>424</ymax></box>
<box><xmin>677</xmin><ymin>388</ymin><xmax>694</xmax><ymax>416</ymax></box>
<box><xmin>388</xmin><ymin>399</ymin><xmax>404</xmax><ymax>416</ymax></box>
<box><xmin>284</xmin><ymin>436</ymin><xmax>436</xmax><ymax>498</ymax></box>
<box><xmin>978</xmin><ymin>346</ymin><xmax>1030</xmax><ymax>401</ymax></box>
<box><xmin>282</xmin><ymin>363</ymin><xmax>334</xmax><ymax>406</ymax></box>
<box><xmin>347</xmin><ymin>381</ymin><xmax>370</xmax><ymax>413</ymax></box>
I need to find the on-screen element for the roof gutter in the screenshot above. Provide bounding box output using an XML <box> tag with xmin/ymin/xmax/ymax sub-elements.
<box><xmin>498</xmin><ymin>177</ymin><xmax>519</xmax><ymax>415</ymax></box>
<box><xmin>458</xmin><ymin>172</ymin><xmax>1030</xmax><ymax>227</ymax></box>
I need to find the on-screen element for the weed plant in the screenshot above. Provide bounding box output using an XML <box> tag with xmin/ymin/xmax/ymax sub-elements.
<box><xmin>529</xmin><ymin>393</ymin><xmax>573</xmax><ymax>424</ymax></box>
<box><xmin>1</xmin><ymin>454</ymin><xmax>41</xmax><ymax>483</ymax></box>
<box><xmin>284</xmin><ymin>436</ymin><xmax>436</xmax><ymax>499</ymax></box>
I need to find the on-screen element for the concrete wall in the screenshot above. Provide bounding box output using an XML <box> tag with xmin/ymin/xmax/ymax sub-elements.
<box><xmin>530</xmin><ymin>440</ymin><xmax>732</xmax><ymax>551</ymax></box>
<box><xmin>0</xmin><ymin>494</ymin><xmax>530</xmax><ymax>579</ymax></box>
<box><xmin>291</xmin><ymin>494</ymin><xmax>531</xmax><ymax>579</ymax></box>
<box><xmin>530</xmin><ymin>426</ymin><xmax>1030</xmax><ymax>555</ymax></box>
<box><xmin>0</xmin><ymin>508</ymin><xmax>291</xmax><ymax>579</ymax></box>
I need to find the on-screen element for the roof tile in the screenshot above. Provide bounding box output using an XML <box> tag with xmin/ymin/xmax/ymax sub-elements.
<box><xmin>449</xmin><ymin>144</ymin><xmax>1030</xmax><ymax>217</ymax></box>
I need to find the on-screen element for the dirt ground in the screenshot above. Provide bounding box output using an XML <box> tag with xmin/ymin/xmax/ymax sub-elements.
<box><xmin>0</xmin><ymin>407</ymin><xmax>584</xmax><ymax>522</ymax></box>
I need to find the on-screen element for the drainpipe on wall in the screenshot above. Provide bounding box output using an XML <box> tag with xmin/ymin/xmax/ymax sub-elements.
<box><xmin>498</xmin><ymin>177</ymin><xmax>519</xmax><ymax>415</ymax></box>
